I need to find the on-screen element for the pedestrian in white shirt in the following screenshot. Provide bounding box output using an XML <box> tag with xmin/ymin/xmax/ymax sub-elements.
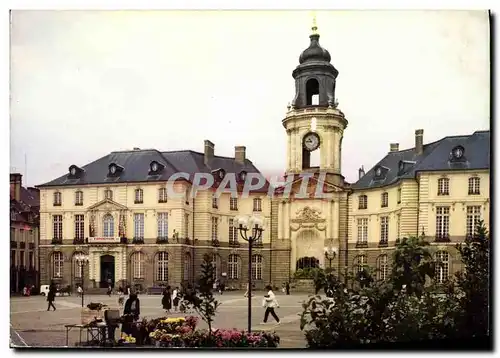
<box><xmin>172</xmin><ymin>287</ymin><xmax>180</xmax><ymax>312</ymax></box>
<box><xmin>261</xmin><ymin>285</ymin><xmax>280</xmax><ymax>324</ymax></box>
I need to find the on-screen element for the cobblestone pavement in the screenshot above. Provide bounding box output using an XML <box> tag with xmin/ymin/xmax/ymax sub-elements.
<box><xmin>10</xmin><ymin>292</ymin><xmax>309</xmax><ymax>348</ymax></box>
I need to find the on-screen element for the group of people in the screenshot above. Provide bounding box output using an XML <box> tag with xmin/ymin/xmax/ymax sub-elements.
<box><xmin>161</xmin><ymin>286</ymin><xmax>182</xmax><ymax>313</ymax></box>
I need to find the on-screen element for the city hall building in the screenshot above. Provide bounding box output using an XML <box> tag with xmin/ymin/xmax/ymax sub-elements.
<box><xmin>37</xmin><ymin>25</ymin><xmax>490</xmax><ymax>292</ymax></box>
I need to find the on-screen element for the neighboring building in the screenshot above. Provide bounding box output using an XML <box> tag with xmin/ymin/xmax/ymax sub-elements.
<box><xmin>10</xmin><ymin>173</ymin><xmax>40</xmax><ymax>293</ymax></box>
<box><xmin>36</xmin><ymin>23</ymin><xmax>490</xmax><ymax>290</ymax></box>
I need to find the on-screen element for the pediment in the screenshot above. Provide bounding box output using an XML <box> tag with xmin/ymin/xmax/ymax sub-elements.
<box><xmin>87</xmin><ymin>198</ymin><xmax>128</xmax><ymax>211</ymax></box>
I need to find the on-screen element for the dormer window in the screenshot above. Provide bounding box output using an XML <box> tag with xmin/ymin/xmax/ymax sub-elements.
<box><xmin>149</xmin><ymin>161</ymin><xmax>165</xmax><ymax>175</ymax></box>
<box><xmin>373</xmin><ymin>166</ymin><xmax>388</xmax><ymax>180</ymax></box>
<box><xmin>212</xmin><ymin>168</ymin><xmax>225</xmax><ymax>181</ymax></box>
<box><xmin>68</xmin><ymin>165</ymin><xmax>84</xmax><ymax>178</ymax></box>
<box><xmin>239</xmin><ymin>171</ymin><xmax>247</xmax><ymax>182</ymax></box>
<box><xmin>375</xmin><ymin>167</ymin><xmax>382</xmax><ymax>177</ymax></box>
<box><xmin>108</xmin><ymin>163</ymin><xmax>124</xmax><ymax>177</ymax></box>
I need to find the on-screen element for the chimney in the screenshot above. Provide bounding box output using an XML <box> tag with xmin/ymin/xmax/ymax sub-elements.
<box><xmin>415</xmin><ymin>129</ymin><xmax>424</xmax><ymax>155</ymax></box>
<box><xmin>204</xmin><ymin>140</ymin><xmax>215</xmax><ymax>166</ymax></box>
<box><xmin>10</xmin><ymin>173</ymin><xmax>22</xmax><ymax>201</ymax></box>
<box><xmin>390</xmin><ymin>143</ymin><xmax>399</xmax><ymax>152</ymax></box>
<box><xmin>235</xmin><ymin>146</ymin><xmax>246</xmax><ymax>164</ymax></box>
<box><xmin>358</xmin><ymin>166</ymin><xmax>365</xmax><ymax>180</ymax></box>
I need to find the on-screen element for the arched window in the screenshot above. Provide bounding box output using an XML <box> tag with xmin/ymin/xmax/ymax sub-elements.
<box><xmin>305</xmin><ymin>78</ymin><xmax>320</xmax><ymax>105</ymax></box>
<box><xmin>435</xmin><ymin>251</ymin><xmax>450</xmax><ymax>284</ymax></box>
<box><xmin>103</xmin><ymin>214</ymin><xmax>114</xmax><ymax>237</ymax></box>
<box><xmin>354</xmin><ymin>255</ymin><xmax>367</xmax><ymax>273</ymax></box>
<box><xmin>131</xmin><ymin>252</ymin><xmax>145</xmax><ymax>279</ymax></box>
<box><xmin>296</xmin><ymin>257</ymin><xmax>319</xmax><ymax>270</ymax></box>
<box><xmin>251</xmin><ymin>255</ymin><xmax>263</xmax><ymax>280</ymax></box>
<box><xmin>52</xmin><ymin>251</ymin><xmax>64</xmax><ymax>278</ymax></box>
<box><xmin>228</xmin><ymin>254</ymin><xmax>239</xmax><ymax>279</ymax></box>
<box><xmin>156</xmin><ymin>251</ymin><xmax>168</xmax><ymax>282</ymax></box>
<box><xmin>184</xmin><ymin>252</ymin><xmax>191</xmax><ymax>282</ymax></box>
<box><xmin>377</xmin><ymin>254</ymin><xmax>388</xmax><ymax>281</ymax></box>
<box><xmin>104</xmin><ymin>189</ymin><xmax>113</xmax><ymax>200</ymax></box>
<box><xmin>73</xmin><ymin>251</ymin><xmax>84</xmax><ymax>278</ymax></box>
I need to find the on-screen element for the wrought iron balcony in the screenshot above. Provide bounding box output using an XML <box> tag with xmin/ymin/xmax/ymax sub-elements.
<box><xmin>435</xmin><ymin>234</ymin><xmax>451</xmax><ymax>243</ymax></box>
<box><xmin>156</xmin><ymin>237</ymin><xmax>169</xmax><ymax>244</ymax></box>
<box><xmin>253</xmin><ymin>240</ymin><xmax>263</xmax><ymax>248</ymax></box>
<box><xmin>73</xmin><ymin>237</ymin><xmax>85</xmax><ymax>245</ymax></box>
<box><xmin>378</xmin><ymin>240</ymin><xmax>389</xmax><ymax>248</ymax></box>
<box><xmin>211</xmin><ymin>238</ymin><xmax>220</xmax><ymax>247</ymax></box>
<box><xmin>51</xmin><ymin>238</ymin><xmax>63</xmax><ymax>245</ymax></box>
<box><xmin>132</xmin><ymin>237</ymin><xmax>144</xmax><ymax>244</ymax></box>
<box><xmin>356</xmin><ymin>241</ymin><xmax>368</xmax><ymax>248</ymax></box>
<box><xmin>229</xmin><ymin>240</ymin><xmax>240</xmax><ymax>247</ymax></box>
<box><xmin>120</xmin><ymin>237</ymin><xmax>128</xmax><ymax>244</ymax></box>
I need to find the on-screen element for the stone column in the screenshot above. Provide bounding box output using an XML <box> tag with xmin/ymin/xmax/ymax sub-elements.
<box><xmin>334</xmin><ymin>199</ymin><xmax>340</xmax><ymax>243</ymax></box>
<box><xmin>278</xmin><ymin>202</ymin><xmax>283</xmax><ymax>239</ymax></box>
<box><xmin>287</xmin><ymin>130</ymin><xmax>292</xmax><ymax>170</ymax></box>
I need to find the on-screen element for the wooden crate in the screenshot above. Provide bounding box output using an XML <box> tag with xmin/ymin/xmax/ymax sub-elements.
<box><xmin>81</xmin><ymin>307</ymin><xmax>106</xmax><ymax>325</ymax></box>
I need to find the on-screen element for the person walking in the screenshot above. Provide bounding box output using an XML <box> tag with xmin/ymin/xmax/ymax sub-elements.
<box><xmin>77</xmin><ymin>285</ymin><xmax>83</xmax><ymax>297</ymax></box>
<box><xmin>261</xmin><ymin>285</ymin><xmax>280</xmax><ymax>324</ymax></box>
<box><xmin>118</xmin><ymin>286</ymin><xmax>125</xmax><ymax>308</ymax></box>
<box><xmin>243</xmin><ymin>283</ymin><xmax>254</xmax><ymax>297</ymax></box>
<box><xmin>162</xmin><ymin>286</ymin><xmax>172</xmax><ymax>314</ymax></box>
<box><xmin>172</xmin><ymin>287</ymin><xmax>180</xmax><ymax>312</ymax></box>
<box><xmin>107</xmin><ymin>284</ymin><xmax>112</xmax><ymax>297</ymax></box>
<box><xmin>122</xmin><ymin>293</ymin><xmax>140</xmax><ymax>336</ymax></box>
<box><xmin>285</xmin><ymin>282</ymin><xmax>290</xmax><ymax>295</ymax></box>
<box><xmin>47</xmin><ymin>284</ymin><xmax>56</xmax><ymax>311</ymax></box>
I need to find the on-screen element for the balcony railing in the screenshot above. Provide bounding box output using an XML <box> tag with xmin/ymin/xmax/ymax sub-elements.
<box><xmin>73</xmin><ymin>237</ymin><xmax>85</xmax><ymax>245</ymax></box>
<box><xmin>184</xmin><ymin>238</ymin><xmax>191</xmax><ymax>245</ymax></box>
<box><xmin>120</xmin><ymin>237</ymin><xmax>128</xmax><ymax>244</ymax></box>
<box><xmin>51</xmin><ymin>238</ymin><xmax>63</xmax><ymax>245</ymax></box>
<box><xmin>156</xmin><ymin>237</ymin><xmax>169</xmax><ymax>244</ymax></box>
<box><xmin>132</xmin><ymin>237</ymin><xmax>145</xmax><ymax>244</ymax></box>
<box><xmin>253</xmin><ymin>240</ymin><xmax>263</xmax><ymax>248</ymax></box>
<box><xmin>435</xmin><ymin>234</ymin><xmax>451</xmax><ymax>243</ymax></box>
<box><xmin>134</xmin><ymin>200</ymin><xmax>143</xmax><ymax>204</ymax></box>
<box><xmin>229</xmin><ymin>240</ymin><xmax>240</xmax><ymax>247</ymax></box>
<box><xmin>211</xmin><ymin>239</ymin><xmax>220</xmax><ymax>247</ymax></box>
<box><xmin>356</xmin><ymin>241</ymin><xmax>368</xmax><ymax>248</ymax></box>
<box><xmin>378</xmin><ymin>240</ymin><xmax>388</xmax><ymax>248</ymax></box>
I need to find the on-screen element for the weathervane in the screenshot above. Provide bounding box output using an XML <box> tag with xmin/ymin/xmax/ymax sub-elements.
<box><xmin>311</xmin><ymin>11</ymin><xmax>318</xmax><ymax>35</ymax></box>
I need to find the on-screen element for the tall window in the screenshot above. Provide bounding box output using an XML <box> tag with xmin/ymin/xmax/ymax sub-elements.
<box><xmin>252</xmin><ymin>255</ymin><xmax>263</xmax><ymax>280</ymax></box>
<box><xmin>211</xmin><ymin>254</ymin><xmax>219</xmax><ymax>280</ymax></box>
<box><xmin>103</xmin><ymin>214</ymin><xmax>114</xmax><ymax>237</ymax></box>
<box><xmin>157</xmin><ymin>213</ymin><xmax>168</xmax><ymax>239</ymax></box>
<box><xmin>73</xmin><ymin>252</ymin><xmax>83</xmax><ymax>278</ymax></box>
<box><xmin>228</xmin><ymin>254</ymin><xmax>239</xmax><ymax>279</ymax></box>
<box><xmin>229</xmin><ymin>218</ymin><xmax>239</xmax><ymax>244</ymax></box>
<box><xmin>52</xmin><ymin>251</ymin><xmax>63</xmax><ymax>278</ymax></box>
<box><xmin>397</xmin><ymin>214</ymin><xmax>401</xmax><ymax>240</ymax></box>
<box><xmin>132</xmin><ymin>252</ymin><xmax>145</xmax><ymax>279</ymax></box>
<box><xmin>156</xmin><ymin>252</ymin><xmax>168</xmax><ymax>282</ymax></box>
<box><xmin>354</xmin><ymin>255</ymin><xmax>367</xmax><ymax>273</ymax></box>
<box><xmin>253</xmin><ymin>198</ymin><xmax>262</xmax><ymax>212</ymax></box>
<box><xmin>53</xmin><ymin>191</ymin><xmax>62</xmax><ymax>206</ymax></box>
<box><xmin>437</xmin><ymin>178</ymin><xmax>449</xmax><ymax>196</ymax></box>
<box><xmin>134</xmin><ymin>213</ymin><xmax>145</xmax><ymax>239</ymax></box>
<box><xmin>377</xmin><ymin>254</ymin><xmax>388</xmax><ymax>281</ymax></box>
<box><xmin>29</xmin><ymin>252</ymin><xmax>34</xmax><ymax>268</ymax></box>
<box><xmin>468</xmin><ymin>177</ymin><xmax>480</xmax><ymax>195</ymax></box>
<box><xmin>105</xmin><ymin>189</ymin><xmax>113</xmax><ymax>200</ymax></box>
<box><xmin>466</xmin><ymin>206</ymin><xmax>481</xmax><ymax>237</ymax></box>
<box><xmin>75</xmin><ymin>191</ymin><xmax>83</xmax><ymax>206</ymax></box>
<box><xmin>53</xmin><ymin>215</ymin><xmax>63</xmax><ymax>239</ymax></box>
<box><xmin>380</xmin><ymin>216</ymin><xmax>389</xmax><ymax>243</ymax></box>
<box><xmin>230</xmin><ymin>197</ymin><xmax>238</xmax><ymax>211</ymax></box>
<box><xmin>158</xmin><ymin>187</ymin><xmax>168</xmax><ymax>203</ymax></box>
<box><xmin>358</xmin><ymin>195</ymin><xmax>368</xmax><ymax>209</ymax></box>
<box><xmin>435</xmin><ymin>251</ymin><xmax>450</xmax><ymax>284</ymax></box>
<box><xmin>184</xmin><ymin>214</ymin><xmax>189</xmax><ymax>238</ymax></box>
<box><xmin>184</xmin><ymin>253</ymin><xmax>191</xmax><ymax>282</ymax></box>
<box><xmin>75</xmin><ymin>214</ymin><xmax>85</xmax><ymax>239</ymax></box>
<box><xmin>357</xmin><ymin>218</ymin><xmax>368</xmax><ymax>244</ymax></box>
<box><xmin>211</xmin><ymin>217</ymin><xmax>218</xmax><ymax>240</ymax></box>
<box><xmin>11</xmin><ymin>250</ymin><xmax>16</xmax><ymax>266</ymax></box>
<box><xmin>381</xmin><ymin>192</ymin><xmax>388</xmax><ymax>208</ymax></box>
<box><xmin>20</xmin><ymin>251</ymin><xmax>25</xmax><ymax>267</ymax></box>
<box><xmin>397</xmin><ymin>188</ymin><xmax>402</xmax><ymax>204</ymax></box>
<box><xmin>436</xmin><ymin>206</ymin><xmax>450</xmax><ymax>239</ymax></box>
<box><xmin>135</xmin><ymin>188</ymin><xmax>143</xmax><ymax>204</ymax></box>
<box><xmin>212</xmin><ymin>194</ymin><xmax>218</xmax><ymax>209</ymax></box>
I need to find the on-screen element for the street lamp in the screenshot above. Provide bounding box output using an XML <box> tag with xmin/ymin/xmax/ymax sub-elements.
<box><xmin>236</xmin><ymin>215</ymin><xmax>265</xmax><ymax>333</ymax></box>
<box><xmin>75</xmin><ymin>253</ymin><xmax>89</xmax><ymax>307</ymax></box>
<box><xmin>324</xmin><ymin>246</ymin><xmax>338</xmax><ymax>269</ymax></box>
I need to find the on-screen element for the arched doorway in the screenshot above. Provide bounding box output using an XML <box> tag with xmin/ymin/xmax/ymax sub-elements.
<box><xmin>100</xmin><ymin>254</ymin><xmax>115</xmax><ymax>288</ymax></box>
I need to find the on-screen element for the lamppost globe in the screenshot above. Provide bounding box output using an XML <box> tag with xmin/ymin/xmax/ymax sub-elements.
<box><xmin>324</xmin><ymin>246</ymin><xmax>338</xmax><ymax>269</ymax></box>
<box><xmin>75</xmin><ymin>253</ymin><xmax>89</xmax><ymax>307</ymax></box>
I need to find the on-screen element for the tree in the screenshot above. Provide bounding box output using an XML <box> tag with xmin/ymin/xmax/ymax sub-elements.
<box><xmin>182</xmin><ymin>253</ymin><xmax>221</xmax><ymax>336</ymax></box>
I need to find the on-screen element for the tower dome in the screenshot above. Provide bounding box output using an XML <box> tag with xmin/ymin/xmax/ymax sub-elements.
<box><xmin>298</xmin><ymin>33</ymin><xmax>331</xmax><ymax>64</ymax></box>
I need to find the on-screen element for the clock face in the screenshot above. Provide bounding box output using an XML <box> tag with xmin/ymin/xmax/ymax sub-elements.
<box><xmin>454</xmin><ymin>147</ymin><xmax>463</xmax><ymax>158</ymax></box>
<box><xmin>151</xmin><ymin>162</ymin><xmax>158</xmax><ymax>172</ymax></box>
<box><xmin>304</xmin><ymin>133</ymin><xmax>320</xmax><ymax>151</ymax></box>
<box><xmin>110</xmin><ymin>165</ymin><xmax>116</xmax><ymax>174</ymax></box>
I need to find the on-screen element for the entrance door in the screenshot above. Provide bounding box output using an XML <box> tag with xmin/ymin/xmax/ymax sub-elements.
<box><xmin>100</xmin><ymin>254</ymin><xmax>115</xmax><ymax>288</ymax></box>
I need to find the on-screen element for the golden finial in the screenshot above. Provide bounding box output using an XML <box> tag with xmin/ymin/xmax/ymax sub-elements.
<box><xmin>311</xmin><ymin>11</ymin><xmax>318</xmax><ymax>35</ymax></box>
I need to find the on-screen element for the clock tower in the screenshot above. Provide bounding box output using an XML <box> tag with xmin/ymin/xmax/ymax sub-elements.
<box><xmin>283</xmin><ymin>18</ymin><xmax>348</xmax><ymax>186</ymax></box>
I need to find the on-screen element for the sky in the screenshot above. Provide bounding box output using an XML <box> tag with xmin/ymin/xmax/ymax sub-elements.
<box><xmin>10</xmin><ymin>10</ymin><xmax>490</xmax><ymax>187</ymax></box>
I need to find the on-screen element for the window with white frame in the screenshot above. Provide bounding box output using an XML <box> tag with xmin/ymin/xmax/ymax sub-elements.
<box><xmin>53</xmin><ymin>215</ymin><xmax>63</xmax><ymax>239</ymax></box>
<box><xmin>184</xmin><ymin>253</ymin><xmax>191</xmax><ymax>281</ymax></box>
<box><xmin>75</xmin><ymin>214</ymin><xmax>85</xmax><ymax>239</ymax></box>
<box><xmin>230</xmin><ymin>197</ymin><xmax>238</xmax><ymax>211</ymax></box>
<box><xmin>132</xmin><ymin>251</ymin><xmax>145</xmax><ymax>279</ymax></box>
<box><xmin>157</xmin><ymin>213</ymin><xmax>168</xmax><ymax>239</ymax></box>
<box><xmin>211</xmin><ymin>217</ymin><xmax>218</xmax><ymax>240</ymax></box>
<box><xmin>135</xmin><ymin>188</ymin><xmax>143</xmax><ymax>203</ymax></box>
<box><xmin>357</xmin><ymin>218</ymin><xmax>368</xmax><ymax>243</ymax></box>
<box><xmin>156</xmin><ymin>251</ymin><xmax>168</xmax><ymax>281</ymax></box>
<box><xmin>468</xmin><ymin>177</ymin><xmax>480</xmax><ymax>195</ymax></box>
<box><xmin>105</xmin><ymin>189</ymin><xmax>113</xmax><ymax>200</ymax></box>
<box><xmin>75</xmin><ymin>191</ymin><xmax>83</xmax><ymax>206</ymax></box>
<box><xmin>466</xmin><ymin>206</ymin><xmax>481</xmax><ymax>237</ymax></box>
<box><xmin>435</xmin><ymin>206</ymin><xmax>450</xmax><ymax>238</ymax></box>
<box><xmin>253</xmin><ymin>198</ymin><xmax>262</xmax><ymax>212</ymax></box>
<box><xmin>53</xmin><ymin>191</ymin><xmax>62</xmax><ymax>206</ymax></box>
<box><xmin>380</xmin><ymin>216</ymin><xmax>389</xmax><ymax>242</ymax></box>
<box><xmin>184</xmin><ymin>213</ymin><xmax>189</xmax><ymax>238</ymax></box>
<box><xmin>229</xmin><ymin>218</ymin><xmax>238</xmax><ymax>244</ymax></box>
<box><xmin>134</xmin><ymin>213</ymin><xmax>144</xmax><ymax>239</ymax></box>
<box><xmin>212</xmin><ymin>194</ymin><xmax>218</xmax><ymax>209</ymax></box>
<box><xmin>211</xmin><ymin>254</ymin><xmax>219</xmax><ymax>280</ymax></box>
<box><xmin>52</xmin><ymin>251</ymin><xmax>63</xmax><ymax>278</ymax></box>
<box><xmin>73</xmin><ymin>252</ymin><xmax>83</xmax><ymax>278</ymax></box>
<box><xmin>103</xmin><ymin>214</ymin><xmax>114</xmax><ymax>237</ymax></box>
<box><xmin>158</xmin><ymin>187</ymin><xmax>168</xmax><ymax>203</ymax></box>
<box><xmin>358</xmin><ymin>195</ymin><xmax>368</xmax><ymax>209</ymax></box>
<box><xmin>381</xmin><ymin>192</ymin><xmax>388</xmax><ymax>208</ymax></box>
<box><xmin>355</xmin><ymin>255</ymin><xmax>367</xmax><ymax>273</ymax></box>
<box><xmin>435</xmin><ymin>251</ymin><xmax>450</xmax><ymax>284</ymax></box>
<box><xmin>252</xmin><ymin>255</ymin><xmax>263</xmax><ymax>280</ymax></box>
<box><xmin>377</xmin><ymin>254</ymin><xmax>388</xmax><ymax>281</ymax></box>
<box><xmin>228</xmin><ymin>254</ymin><xmax>239</xmax><ymax>279</ymax></box>
<box><xmin>437</xmin><ymin>178</ymin><xmax>449</xmax><ymax>196</ymax></box>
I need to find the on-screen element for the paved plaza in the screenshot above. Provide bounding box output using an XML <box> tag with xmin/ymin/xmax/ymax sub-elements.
<box><xmin>10</xmin><ymin>292</ymin><xmax>310</xmax><ymax>348</ymax></box>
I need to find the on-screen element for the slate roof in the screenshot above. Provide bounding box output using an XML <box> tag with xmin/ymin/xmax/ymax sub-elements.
<box><xmin>37</xmin><ymin>149</ymin><xmax>267</xmax><ymax>191</ymax></box>
<box><xmin>352</xmin><ymin>130</ymin><xmax>490</xmax><ymax>190</ymax></box>
<box><xmin>10</xmin><ymin>186</ymin><xmax>40</xmax><ymax>224</ymax></box>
